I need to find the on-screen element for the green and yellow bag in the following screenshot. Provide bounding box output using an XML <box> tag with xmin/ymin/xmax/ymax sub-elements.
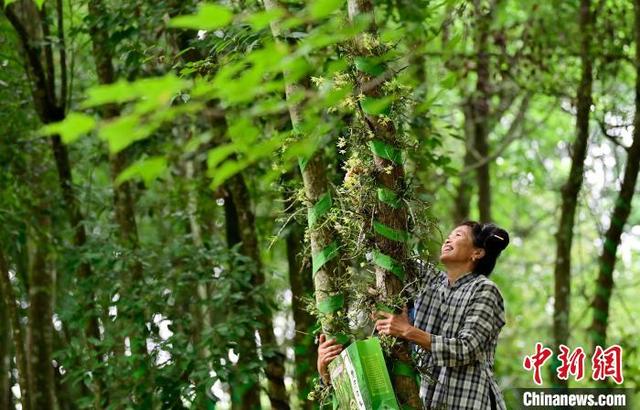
<box><xmin>328</xmin><ymin>337</ymin><xmax>400</xmax><ymax>409</ymax></box>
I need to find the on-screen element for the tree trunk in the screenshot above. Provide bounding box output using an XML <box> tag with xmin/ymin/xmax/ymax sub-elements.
<box><xmin>346</xmin><ymin>1</ymin><xmax>422</xmax><ymax>407</ymax></box>
<box><xmin>471</xmin><ymin>0</ymin><xmax>492</xmax><ymax>223</ymax></box>
<box><xmin>453</xmin><ymin>103</ymin><xmax>476</xmax><ymax>224</ymax></box>
<box><xmin>0</xmin><ymin>249</ymin><xmax>30</xmax><ymax>410</ymax></box>
<box><xmin>225</xmin><ymin>173</ymin><xmax>290</xmax><ymax>410</ymax></box>
<box><xmin>0</xmin><ymin>288</ymin><xmax>12</xmax><ymax>410</ymax></box>
<box><xmin>27</xmin><ymin>224</ymin><xmax>56</xmax><ymax>410</ymax></box>
<box><xmin>283</xmin><ymin>171</ymin><xmax>317</xmax><ymax>409</ymax></box>
<box><xmin>551</xmin><ymin>0</ymin><xmax>593</xmax><ymax>387</ymax></box>
<box><xmin>589</xmin><ymin>0</ymin><xmax>640</xmax><ymax>354</ymax></box>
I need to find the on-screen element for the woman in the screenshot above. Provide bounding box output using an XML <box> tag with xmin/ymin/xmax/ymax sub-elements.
<box><xmin>317</xmin><ymin>221</ymin><xmax>510</xmax><ymax>409</ymax></box>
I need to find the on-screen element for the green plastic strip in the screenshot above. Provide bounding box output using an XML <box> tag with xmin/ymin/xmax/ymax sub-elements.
<box><xmin>394</xmin><ymin>361</ymin><xmax>421</xmax><ymax>389</ymax></box>
<box><xmin>317</xmin><ymin>294</ymin><xmax>344</xmax><ymax>314</ymax></box>
<box><xmin>298</xmin><ymin>156</ymin><xmax>308</xmax><ymax>173</ymax></box>
<box><xmin>377</xmin><ymin>187</ymin><xmax>402</xmax><ymax>208</ymax></box>
<box><xmin>373</xmin><ymin>221</ymin><xmax>409</xmax><ymax>243</ymax></box>
<box><xmin>361</xmin><ymin>97</ymin><xmax>392</xmax><ymax>116</ymax></box>
<box><xmin>354</xmin><ymin>56</ymin><xmax>386</xmax><ymax>76</ymax></box>
<box><xmin>308</xmin><ymin>192</ymin><xmax>332</xmax><ymax>227</ymax></box>
<box><xmin>372</xmin><ymin>249</ymin><xmax>405</xmax><ymax>280</ymax></box>
<box><xmin>393</xmin><ymin>361</ymin><xmax>417</xmax><ymax>378</ymax></box>
<box><xmin>312</xmin><ymin>241</ymin><xmax>339</xmax><ymax>275</ymax></box>
<box><xmin>368</xmin><ymin>140</ymin><xmax>402</xmax><ymax>164</ymax></box>
<box><xmin>328</xmin><ymin>333</ymin><xmax>350</xmax><ymax>345</ymax></box>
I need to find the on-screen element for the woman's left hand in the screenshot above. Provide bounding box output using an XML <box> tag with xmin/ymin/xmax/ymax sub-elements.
<box><xmin>374</xmin><ymin>307</ymin><xmax>412</xmax><ymax>338</ymax></box>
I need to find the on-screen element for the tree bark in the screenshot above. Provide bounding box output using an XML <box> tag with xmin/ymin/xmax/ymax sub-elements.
<box><xmin>26</xmin><ymin>223</ymin><xmax>55</xmax><ymax>410</ymax></box>
<box><xmin>0</xmin><ymin>249</ymin><xmax>30</xmax><ymax>410</ymax></box>
<box><xmin>551</xmin><ymin>0</ymin><xmax>593</xmax><ymax>387</ymax></box>
<box><xmin>222</xmin><ymin>188</ymin><xmax>262</xmax><ymax>410</ymax></box>
<box><xmin>452</xmin><ymin>102</ymin><xmax>475</xmax><ymax>224</ymax></box>
<box><xmin>283</xmin><ymin>171</ymin><xmax>317</xmax><ymax>409</ymax></box>
<box><xmin>471</xmin><ymin>0</ymin><xmax>493</xmax><ymax>223</ymax></box>
<box><xmin>589</xmin><ymin>0</ymin><xmax>640</xmax><ymax>354</ymax></box>
<box><xmin>225</xmin><ymin>173</ymin><xmax>290</xmax><ymax>410</ymax></box>
<box><xmin>346</xmin><ymin>1</ymin><xmax>422</xmax><ymax>407</ymax></box>
<box><xmin>0</xmin><ymin>282</ymin><xmax>13</xmax><ymax>410</ymax></box>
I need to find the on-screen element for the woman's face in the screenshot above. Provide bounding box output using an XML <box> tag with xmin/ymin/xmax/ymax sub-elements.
<box><xmin>439</xmin><ymin>225</ymin><xmax>484</xmax><ymax>264</ymax></box>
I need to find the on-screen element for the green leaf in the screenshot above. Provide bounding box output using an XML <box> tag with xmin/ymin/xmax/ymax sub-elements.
<box><xmin>115</xmin><ymin>156</ymin><xmax>167</xmax><ymax>186</ymax></box>
<box><xmin>34</xmin><ymin>0</ymin><xmax>45</xmax><ymax>8</ymax></box>
<box><xmin>206</xmin><ymin>145</ymin><xmax>237</xmax><ymax>172</ymax></box>
<box><xmin>309</xmin><ymin>0</ymin><xmax>343</xmax><ymax>18</ymax></box>
<box><xmin>169</xmin><ymin>4</ymin><xmax>233</xmax><ymax>30</ymax></box>
<box><xmin>98</xmin><ymin>114</ymin><xmax>158</xmax><ymax>153</ymax></box>
<box><xmin>39</xmin><ymin>113</ymin><xmax>96</xmax><ymax>144</ymax></box>
<box><xmin>243</xmin><ymin>8</ymin><xmax>284</xmax><ymax>30</ymax></box>
<box><xmin>3</xmin><ymin>0</ymin><xmax>18</xmax><ymax>7</ymax></box>
<box><xmin>82</xmin><ymin>75</ymin><xmax>186</xmax><ymax>109</ymax></box>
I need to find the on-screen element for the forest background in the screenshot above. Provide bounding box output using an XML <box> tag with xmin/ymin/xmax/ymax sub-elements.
<box><xmin>1</xmin><ymin>0</ymin><xmax>639</xmax><ymax>409</ymax></box>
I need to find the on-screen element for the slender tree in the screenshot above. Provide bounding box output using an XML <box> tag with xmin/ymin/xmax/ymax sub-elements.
<box><xmin>283</xmin><ymin>171</ymin><xmax>317</xmax><ymax>408</ymax></box>
<box><xmin>27</xmin><ymin>221</ymin><xmax>55</xmax><ymax>410</ymax></box>
<box><xmin>470</xmin><ymin>0</ymin><xmax>494</xmax><ymax>223</ymax></box>
<box><xmin>589</xmin><ymin>0</ymin><xmax>640</xmax><ymax>356</ymax></box>
<box><xmin>551</xmin><ymin>0</ymin><xmax>593</xmax><ymax>387</ymax></box>
<box><xmin>0</xmin><ymin>248</ymin><xmax>31</xmax><ymax>410</ymax></box>
<box><xmin>0</xmin><ymin>300</ymin><xmax>10</xmax><ymax>410</ymax></box>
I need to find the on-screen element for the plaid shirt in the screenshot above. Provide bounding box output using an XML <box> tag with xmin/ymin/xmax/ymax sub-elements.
<box><xmin>413</xmin><ymin>263</ymin><xmax>507</xmax><ymax>409</ymax></box>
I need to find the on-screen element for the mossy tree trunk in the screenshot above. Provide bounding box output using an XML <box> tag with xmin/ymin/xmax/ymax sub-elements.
<box><xmin>346</xmin><ymin>1</ymin><xmax>422</xmax><ymax>407</ymax></box>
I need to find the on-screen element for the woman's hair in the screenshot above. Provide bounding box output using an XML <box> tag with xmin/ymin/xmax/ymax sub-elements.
<box><xmin>457</xmin><ymin>220</ymin><xmax>510</xmax><ymax>276</ymax></box>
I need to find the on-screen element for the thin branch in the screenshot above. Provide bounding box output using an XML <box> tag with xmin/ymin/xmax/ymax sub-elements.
<box><xmin>460</xmin><ymin>94</ymin><xmax>531</xmax><ymax>175</ymax></box>
<box><xmin>57</xmin><ymin>0</ymin><xmax>67</xmax><ymax>111</ymax></box>
<box><xmin>597</xmin><ymin>118</ymin><xmax>631</xmax><ymax>152</ymax></box>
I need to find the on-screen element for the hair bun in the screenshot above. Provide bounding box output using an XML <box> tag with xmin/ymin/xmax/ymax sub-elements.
<box><xmin>482</xmin><ymin>225</ymin><xmax>510</xmax><ymax>254</ymax></box>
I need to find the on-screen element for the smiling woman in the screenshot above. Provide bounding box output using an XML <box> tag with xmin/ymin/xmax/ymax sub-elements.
<box><xmin>396</xmin><ymin>221</ymin><xmax>511</xmax><ymax>409</ymax></box>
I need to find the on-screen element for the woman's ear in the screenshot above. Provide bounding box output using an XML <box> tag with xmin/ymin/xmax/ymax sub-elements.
<box><xmin>474</xmin><ymin>248</ymin><xmax>486</xmax><ymax>261</ymax></box>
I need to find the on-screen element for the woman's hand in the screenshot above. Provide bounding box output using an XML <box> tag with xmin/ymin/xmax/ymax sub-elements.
<box><xmin>374</xmin><ymin>308</ymin><xmax>413</xmax><ymax>338</ymax></box>
<box><xmin>317</xmin><ymin>334</ymin><xmax>343</xmax><ymax>383</ymax></box>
